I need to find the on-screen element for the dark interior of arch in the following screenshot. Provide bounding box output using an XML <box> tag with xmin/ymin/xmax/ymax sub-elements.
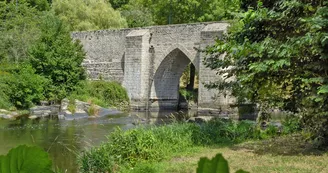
<box><xmin>151</xmin><ymin>48</ymin><xmax>195</xmax><ymax>110</ymax></box>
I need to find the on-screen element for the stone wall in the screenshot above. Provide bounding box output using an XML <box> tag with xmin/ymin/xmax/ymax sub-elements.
<box><xmin>72</xmin><ymin>29</ymin><xmax>132</xmax><ymax>83</ymax></box>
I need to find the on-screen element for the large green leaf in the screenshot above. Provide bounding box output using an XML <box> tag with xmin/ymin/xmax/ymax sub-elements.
<box><xmin>0</xmin><ymin>145</ymin><xmax>54</xmax><ymax>173</ymax></box>
<box><xmin>196</xmin><ymin>153</ymin><xmax>249</xmax><ymax>173</ymax></box>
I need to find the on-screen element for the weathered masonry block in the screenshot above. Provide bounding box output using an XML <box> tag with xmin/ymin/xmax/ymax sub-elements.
<box><xmin>72</xmin><ymin>22</ymin><xmax>235</xmax><ymax>112</ymax></box>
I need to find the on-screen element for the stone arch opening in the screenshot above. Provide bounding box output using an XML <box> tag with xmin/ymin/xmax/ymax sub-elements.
<box><xmin>150</xmin><ymin>48</ymin><xmax>198</xmax><ymax>110</ymax></box>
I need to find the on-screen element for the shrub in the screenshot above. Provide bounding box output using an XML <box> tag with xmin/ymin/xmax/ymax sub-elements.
<box><xmin>71</xmin><ymin>80</ymin><xmax>129</xmax><ymax>109</ymax></box>
<box><xmin>282</xmin><ymin>114</ymin><xmax>301</xmax><ymax>135</ymax></box>
<box><xmin>179</xmin><ymin>88</ymin><xmax>198</xmax><ymax>102</ymax></box>
<box><xmin>67</xmin><ymin>97</ymin><xmax>76</xmax><ymax>114</ymax></box>
<box><xmin>87</xmin><ymin>103</ymin><xmax>99</xmax><ymax>116</ymax></box>
<box><xmin>0</xmin><ymin>63</ymin><xmax>48</xmax><ymax>109</ymax></box>
<box><xmin>0</xmin><ymin>83</ymin><xmax>12</xmax><ymax>109</ymax></box>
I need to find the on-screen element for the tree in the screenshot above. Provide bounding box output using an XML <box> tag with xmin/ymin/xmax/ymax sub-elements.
<box><xmin>120</xmin><ymin>0</ymin><xmax>154</xmax><ymax>27</ymax></box>
<box><xmin>205</xmin><ymin>0</ymin><xmax>328</xmax><ymax>145</ymax></box>
<box><xmin>119</xmin><ymin>0</ymin><xmax>240</xmax><ymax>26</ymax></box>
<box><xmin>108</xmin><ymin>0</ymin><xmax>129</xmax><ymax>9</ymax></box>
<box><xmin>52</xmin><ymin>0</ymin><xmax>127</xmax><ymax>31</ymax></box>
<box><xmin>29</xmin><ymin>12</ymin><xmax>86</xmax><ymax>101</ymax></box>
<box><xmin>0</xmin><ymin>1</ymin><xmax>42</xmax><ymax>62</ymax></box>
<box><xmin>0</xmin><ymin>63</ymin><xmax>48</xmax><ymax>109</ymax></box>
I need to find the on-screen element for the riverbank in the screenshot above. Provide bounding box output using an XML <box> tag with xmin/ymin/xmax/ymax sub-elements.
<box><xmin>78</xmin><ymin>118</ymin><xmax>302</xmax><ymax>172</ymax></box>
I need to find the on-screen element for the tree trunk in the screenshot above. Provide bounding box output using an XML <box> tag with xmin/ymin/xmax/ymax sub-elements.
<box><xmin>186</xmin><ymin>63</ymin><xmax>195</xmax><ymax>90</ymax></box>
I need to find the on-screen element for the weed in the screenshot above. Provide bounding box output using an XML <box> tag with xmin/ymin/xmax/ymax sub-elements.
<box><xmin>67</xmin><ymin>98</ymin><xmax>76</xmax><ymax>114</ymax></box>
<box><xmin>87</xmin><ymin>103</ymin><xmax>99</xmax><ymax>116</ymax></box>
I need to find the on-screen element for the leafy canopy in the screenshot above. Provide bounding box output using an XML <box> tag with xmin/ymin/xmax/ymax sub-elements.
<box><xmin>205</xmin><ymin>0</ymin><xmax>328</xmax><ymax>144</ymax></box>
<box><xmin>118</xmin><ymin>0</ymin><xmax>240</xmax><ymax>27</ymax></box>
<box><xmin>0</xmin><ymin>1</ymin><xmax>42</xmax><ymax>62</ymax></box>
<box><xmin>52</xmin><ymin>0</ymin><xmax>127</xmax><ymax>31</ymax></box>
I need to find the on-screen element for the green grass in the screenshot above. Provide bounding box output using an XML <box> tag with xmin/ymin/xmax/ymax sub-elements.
<box><xmin>78</xmin><ymin>119</ymin><xmax>293</xmax><ymax>173</ymax></box>
<box><xmin>150</xmin><ymin>134</ymin><xmax>328</xmax><ymax>173</ymax></box>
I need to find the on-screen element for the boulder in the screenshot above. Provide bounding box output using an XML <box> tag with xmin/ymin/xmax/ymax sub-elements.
<box><xmin>186</xmin><ymin>116</ymin><xmax>215</xmax><ymax>123</ymax></box>
<box><xmin>0</xmin><ymin>114</ymin><xmax>14</xmax><ymax>120</ymax></box>
<box><xmin>28</xmin><ymin>115</ymin><xmax>38</xmax><ymax>119</ymax></box>
<box><xmin>60</xmin><ymin>98</ymin><xmax>69</xmax><ymax>112</ymax></box>
<box><xmin>29</xmin><ymin>106</ymin><xmax>60</xmax><ymax>118</ymax></box>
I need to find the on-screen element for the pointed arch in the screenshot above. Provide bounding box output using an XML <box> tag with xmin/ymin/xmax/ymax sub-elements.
<box><xmin>156</xmin><ymin>43</ymin><xmax>199</xmax><ymax>72</ymax></box>
<box><xmin>150</xmin><ymin>47</ymin><xmax>195</xmax><ymax>110</ymax></box>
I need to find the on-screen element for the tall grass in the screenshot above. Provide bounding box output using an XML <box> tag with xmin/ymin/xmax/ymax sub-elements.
<box><xmin>78</xmin><ymin>119</ymin><xmax>287</xmax><ymax>172</ymax></box>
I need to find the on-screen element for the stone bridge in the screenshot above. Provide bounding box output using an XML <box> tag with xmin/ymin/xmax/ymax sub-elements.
<box><xmin>72</xmin><ymin>22</ymin><xmax>235</xmax><ymax>112</ymax></box>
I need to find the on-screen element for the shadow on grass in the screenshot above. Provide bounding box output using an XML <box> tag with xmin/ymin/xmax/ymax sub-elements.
<box><xmin>230</xmin><ymin>134</ymin><xmax>327</xmax><ymax>156</ymax></box>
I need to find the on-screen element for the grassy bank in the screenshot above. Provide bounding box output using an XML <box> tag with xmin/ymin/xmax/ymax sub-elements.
<box><xmin>78</xmin><ymin>119</ymin><xmax>297</xmax><ymax>172</ymax></box>
<box><xmin>144</xmin><ymin>134</ymin><xmax>328</xmax><ymax>173</ymax></box>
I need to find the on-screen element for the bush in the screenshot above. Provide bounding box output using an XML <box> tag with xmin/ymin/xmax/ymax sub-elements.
<box><xmin>0</xmin><ymin>82</ymin><xmax>12</xmax><ymax>109</ymax></box>
<box><xmin>282</xmin><ymin>114</ymin><xmax>301</xmax><ymax>135</ymax></box>
<box><xmin>179</xmin><ymin>88</ymin><xmax>198</xmax><ymax>102</ymax></box>
<box><xmin>300</xmin><ymin>111</ymin><xmax>328</xmax><ymax>146</ymax></box>
<box><xmin>71</xmin><ymin>80</ymin><xmax>129</xmax><ymax>109</ymax></box>
<box><xmin>87</xmin><ymin>103</ymin><xmax>99</xmax><ymax>116</ymax></box>
<box><xmin>0</xmin><ymin>63</ymin><xmax>48</xmax><ymax>109</ymax></box>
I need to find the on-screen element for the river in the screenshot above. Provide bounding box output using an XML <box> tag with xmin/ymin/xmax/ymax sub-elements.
<box><xmin>0</xmin><ymin>111</ymin><xmax>191</xmax><ymax>172</ymax></box>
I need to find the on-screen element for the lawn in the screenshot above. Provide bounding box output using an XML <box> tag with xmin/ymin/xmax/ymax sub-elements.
<box><xmin>138</xmin><ymin>134</ymin><xmax>328</xmax><ymax>173</ymax></box>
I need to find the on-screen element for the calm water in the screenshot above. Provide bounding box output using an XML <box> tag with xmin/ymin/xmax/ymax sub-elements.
<box><xmin>0</xmin><ymin>111</ymin><xmax>187</xmax><ymax>172</ymax></box>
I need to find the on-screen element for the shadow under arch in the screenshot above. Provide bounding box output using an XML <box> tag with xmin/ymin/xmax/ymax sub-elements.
<box><xmin>150</xmin><ymin>48</ymin><xmax>197</xmax><ymax>110</ymax></box>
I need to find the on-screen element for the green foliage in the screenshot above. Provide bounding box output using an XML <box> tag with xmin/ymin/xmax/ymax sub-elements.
<box><xmin>79</xmin><ymin>123</ymin><xmax>194</xmax><ymax>172</ymax></box>
<box><xmin>67</xmin><ymin>97</ymin><xmax>76</xmax><ymax>114</ymax></box>
<box><xmin>53</xmin><ymin>0</ymin><xmax>127</xmax><ymax>31</ymax></box>
<box><xmin>25</xmin><ymin>0</ymin><xmax>51</xmax><ymax>11</ymax></box>
<box><xmin>121</xmin><ymin>162</ymin><xmax>164</xmax><ymax>173</ymax></box>
<box><xmin>120</xmin><ymin>1</ymin><xmax>154</xmax><ymax>28</ymax></box>
<box><xmin>0</xmin><ymin>145</ymin><xmax>54</xmax><ymax>173</ymax></box>
<box><xmin>79</xmin><ymin>119</ymin><xmax>284</xmax><ymax>172</ymax></box>
<box><xmin>108</xmin><ymin>0</ymin><xmax>129</xmax><ymax>9</ymax></box>
<box><xmin>282</xmin><ymin>114</ymin><xmax>301</xmax><ymax>134</ymax></box>
<box><xmin>29</xmin><ymin>12</ymin><xmax>86</xmax><ymax>101</ymax></box>
<box><xmin>205</xmin><ymin>1</ymin><xmax>328</xmax><ymax>145</ymax></box>
<box><xmin>151</xmin><ymin>0</ymin><xmax>240</xmax><ymax>24</ymax></box>
<box><xmin>119</xmin><ymin>0</ymin><xmax>240</xmax><ymax>27</ymax></box>
<box><xmin>71</xmin><ymin>80</ymin><xmax>129</xmax><ymax>109</ymax></box>
<box><xmin>179</xmin><ymin>88</ymin><xmax>198</xmax><ymax>102</ymax></box>
<box><xmin>0</xmin><ymin>63</ymin><xmax>48</xmax><ymax>109</ymax></box>
<box><xmin>0</xmin><ymin>1</ymin><xmax>41</xmax><ymax>62</ymax></box>
<box><xmin>197</xmin><ymin>153</ymin><xmax>248</xmax><ymax>173</ymax></box>
<box><xmin>87</xmin><ymin>103</ymin><xmax>99</xmax><ymax>116</ymax></box>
